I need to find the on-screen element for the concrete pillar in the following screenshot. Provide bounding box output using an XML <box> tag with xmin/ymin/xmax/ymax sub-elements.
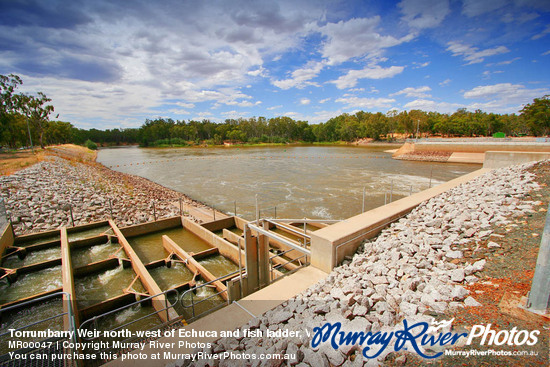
<box><xmin>244</xmin><ymin>225</ymin><xmax>259</xmax><ymax>294</ymax></box>
<box><xmin>60</xmin><ymin>228</ymin><xmax>80</xmax><ymax>329</ymax></box>
<box><xmin>258</xmin><ymin>221</ymin><xmax>270</xmax><ymax>287</ymax></box>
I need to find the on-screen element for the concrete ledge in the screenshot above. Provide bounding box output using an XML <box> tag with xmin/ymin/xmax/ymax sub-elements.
<box><xmin>483</xmin><ymin>151</ymin><xmax>550</xmax><ymax>169</ymax></box>
<box><xmin>310</xmin><ymin>168</ymin><xmax>491</xmax><ymax>272</ymax></box>
<box><xmin>448</xmin><ymin>152</ymin><xmax>485</xmax><ymax>164</ymax></box>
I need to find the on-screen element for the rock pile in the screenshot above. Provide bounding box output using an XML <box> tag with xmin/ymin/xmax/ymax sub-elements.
<box><xmin>0</xmin><ymin>157</ymin><xmax>207</xmax><ymax>234</ymax></box>
<box><xmin>178</xmin><ymin>162</ymin><xmax>541</xmax><ymax>367</ymax></box>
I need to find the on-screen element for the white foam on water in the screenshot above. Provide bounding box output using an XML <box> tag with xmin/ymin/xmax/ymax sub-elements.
<box><xmin>89</xmin><ymin>242</ymin><xmax>112</xmax><ymax>256</ymax></box>
<box><xmin>115</xmin><ymin>305</ymin><xmax>139</xmax><ymax>325</ymax></box>
<box><xmin>98</xmin><ymin>264</ymin><xmax>123</xmax><ymax>285</ymax></box>
<box><xmin>311</xmin><ymin>206</ymin><xmax>331</xmax><ymax>219</ymax></box>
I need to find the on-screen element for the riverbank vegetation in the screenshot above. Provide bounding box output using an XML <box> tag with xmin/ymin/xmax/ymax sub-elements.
<box><xmin>1</xmin><ymin>74</ymin><xmax>549</xmax><ymax>149</ymax></box>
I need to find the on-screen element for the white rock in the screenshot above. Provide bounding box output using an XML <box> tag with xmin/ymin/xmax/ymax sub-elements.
<box><xmin>464</xmin><ymin>296</ymin><xmax>482</xmax><ymax>307</ymax></box>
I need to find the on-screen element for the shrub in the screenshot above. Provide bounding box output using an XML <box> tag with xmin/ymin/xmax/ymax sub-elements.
<box><xmin>85</xmin><ymin>139</ymin><xmax>98</xmax><ymax>150</ymax></box>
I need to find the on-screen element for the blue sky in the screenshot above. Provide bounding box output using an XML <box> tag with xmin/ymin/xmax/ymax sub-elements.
<box><xmin>1</xmin><ymin>0</ymin><xmax>549</xmax><ymax>129</ymax></box>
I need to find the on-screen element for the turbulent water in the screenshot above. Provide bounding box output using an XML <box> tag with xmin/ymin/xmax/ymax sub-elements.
<box><xmin>98</xmin><ymin>145</ymin><xmax>479</xmax><ymax>220</ymax></box>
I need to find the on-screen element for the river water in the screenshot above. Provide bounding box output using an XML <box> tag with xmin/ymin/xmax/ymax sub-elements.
<box><xmin>97</xmin><ymin>145</ymin><xmax>479</xmax><ymax>220</ymax></box>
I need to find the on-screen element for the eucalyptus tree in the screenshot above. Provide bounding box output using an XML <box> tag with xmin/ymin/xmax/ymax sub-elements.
<box><xmin>19</xmin><ymin>92</ymin><xmax>55</xmax><ymax>149</ymax></box>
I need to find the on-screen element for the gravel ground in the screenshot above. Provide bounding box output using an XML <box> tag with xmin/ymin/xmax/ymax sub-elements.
<box><xmin>0</xmin><ymin>156</ymin><xmax>211</xmax><ymax>234</ymax></box>
<box><xmin>174</xmin><ymin>161</ymin><xmax>548</xmax><ymax>367</ymax></box>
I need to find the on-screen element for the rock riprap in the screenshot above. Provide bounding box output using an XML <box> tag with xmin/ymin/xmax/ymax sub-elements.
<box><xmin>0</xmin><ymin>157</ymin><xmax>208</xmax><ymax>234</ymax></box>
<box><xmin>176</xmin><ymin>162</ymin><xmax>541</xmax><ymax>367</ymax></box>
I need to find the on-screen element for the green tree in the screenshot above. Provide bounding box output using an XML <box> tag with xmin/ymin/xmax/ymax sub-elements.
<box><xmin>521</xmin><ymin>95</ymin><xmax>550</xmax><ymax>136</ymax></box>
<box><xmin>19</xmin><ymin>92</ymin><xmax>55</xmax><ymax>149</ymax></box>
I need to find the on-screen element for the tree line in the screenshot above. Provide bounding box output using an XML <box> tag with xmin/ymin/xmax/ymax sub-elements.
<box><xmin>1</xmin><ymin>73</ymin><xmax>549</xmax><ymax>149</ymax></box>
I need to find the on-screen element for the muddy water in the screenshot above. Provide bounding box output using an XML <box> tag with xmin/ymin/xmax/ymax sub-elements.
<box><xmin>178</xmin><ymin>280</ymin><xmax>225</xmax><ymax>320</ymax></box>
<box><xmin>98</xmin><ymin>146</ymin><xmax>478</xmax><ymax>220</ymax></box>
<box><xmin>68</xmin><ymin>225</ymin><xmax>112</xmax><ymax>242</ymax></box>
<box><xmin>128</xmin><ymin>227</ymin><xmax>211</xmax><ymax>263</ymax></box>
<box><xmin>71</xmin><ymin>240</ymin><xmax>124</xmax><ymax>268</ymax></box>
<box><xmin>0</xmin><ymin>298</ymin><xmax>64</xmax><ymax>354</ymax></box>
<box><xmin>0</xmin><ymin>266</ymin><xmax>63</xmax><ymax>304</ymax></box>
<box><xmin>198</xmin><ymin>255</ymin><xmax>239</xmax><ymax>278</ymax></box>
<box><xmin>149</xmin><ymin>262</ymin><xmax>194</xmax><ymax>290</ymax></box>
<box><xmin>16</xmin><ymin>234</ymin><xmax>60</xmax><ymax>247</ymax></box>
<box><xmin>74</xmin><ymin>265</ymin><xmax>145</xmax><ymax>309</ymax></box>
<box><xmin>1</xmin><ymin>246</ymin><xmax>61</xmax><ymax>269</ymax></box>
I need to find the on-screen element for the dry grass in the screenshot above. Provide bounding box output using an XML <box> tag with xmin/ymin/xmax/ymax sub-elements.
<box><xmin>0</xmin><ymin>144</ymin><xmax>96</xmax><ymax>176</ymax></box>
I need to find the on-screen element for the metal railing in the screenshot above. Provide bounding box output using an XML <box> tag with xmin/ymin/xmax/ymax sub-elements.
<box><xmin>269</xmin><ymin>249</ymin><xmax>309</xmax><ymax>282</ymax></box>
<box><xmin>178</xmin><ymin>269</ymin><xmax>241</xmax><ymax>323</ymax></box>
<box><xmin>78</xmin><ymin>288</ymin><xmax>180</xmax><ymax>343</ymax></box>
<box><xmin>0</xmin><ymin>292</ymin><xmax>77</xmax><ymax>367</ymax></box>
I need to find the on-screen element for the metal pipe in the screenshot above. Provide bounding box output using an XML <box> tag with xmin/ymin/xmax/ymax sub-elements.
<box><xmin>153</xmin><ymin>201</ymin><xmax>157</xmax><ymax>221</ymax></box>
<box><xmin>248</xmin><ymin>223</ymin><xmax>310</xmax><ymax>255</ymax></box>
<box><xmin>265</xmin><ymin>218</ymin><xmax>340</xmax><ymax>224</ymax></box>
<box><xmin>527</xmin><ymin>203</ymin><xmax>550</xmax><ymax>313</ymax></box>
<box><xmin>362</xmin><ymin>186</ymin><xmax>366</xmax><ymax>213</ymax></box>
<box><xmin>255</xmin><ymin>194</ymin><xmax>259</xmax><ymax>223</ymax></box>
<box><xmin>390</xmin><ymin>180</ymin><xmax>393</xmax><ymax>203</ymax></box>
<box><xmin>238</xmin><ymin>236</ymin><xmax>243</xmax><ymax>299</ymax></box>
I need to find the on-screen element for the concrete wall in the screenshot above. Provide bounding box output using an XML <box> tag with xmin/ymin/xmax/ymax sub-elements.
<box><xmin>483</xmin><ymin>151</ymin><xmax>550</xmax><ymax>169</ymax></box>
<box><xmin>182</xmin><ymin>218</ymin><xmax>243</xmax><ymax>265</ymax></box>
<box><xmin>120</xmin><ymin>216</ymin><xmax>181</xmax><ymax>238</ymax></box>
<box><xmin>413</xmin><ymin>142</ymin><xmax>550</xmax><ymax>153</ymax></box>
<box><xmin>0</xmin><ymin>223</ymin><xmax>14</xmax><ymax>257</ymax></box>
<box><xmin>310</xmin><ymin>168</ymin><xmax>491</xmax><ymax>273</ymax></box>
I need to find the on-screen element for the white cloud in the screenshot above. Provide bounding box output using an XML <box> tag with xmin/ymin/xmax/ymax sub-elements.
<box><xmin>462</xmin><ymin>0</ymin><xmax>507</xmax><ymax>17</ymax></box>
<box><xmin>169</xmin><ymin>109</ymin><xmax>191</xmax><ymax>115</ymax></box>
<box><xmin>391</xmin><ymin>86</ymin><xmax>432</xmax><ymax>98</ymax></box>
<box><xmin>267</xmin><ymin>105</ymin><xmax>282</xmax><ymax>110</ymax></box>
<box><xmin>398</xmin><ymin>0</ymin><xmax>450</xmax><ymax>29</ymax></box>
<box><xmin>494</xmin><ymin>57</ymin><xmax>521</xmax><ymax>65</ymax></box>
<box><xmin>542</xmin><ymin>50</ymin><xmax>550</xmax><ymax>56</ymax></box>
<box><xmin>532</xmin><ymin>25</ymin><xmax>550</xmax><ymax>40</ymax></box>
<box><xmin>300</xmin><ymin>98</ymin><xmax>311</xmax><ymax>105</ymax></box>
<box><xmin>221</xmin><ymin>110</ymin><xmax>248</xmax><ymax>118</ymax></box>
<box><xmin>175</xmin><ymin>102</ymin><xmax>195</xmax><ymax>109</ymax></box>
<box><xmin>319</xmin><ymin>98</ymin><xmax>331</xmax><ymax>104</ymax></box>
<box><xmin>439</xmin><ymin>79</ymin><xmax>451</xmax><ymax>86</ymax></box>
<box><xmin>413</xmin><ymin>61</ymin><xmax>430</xmax><ymax>69</ymax></box>
<box><xmin>463</xmin><ymin>83</ymin><xmax>550</xmax><ymax>112</ymax></box>
<box><xmin>403</xmin><ymin>99</ymin><xmax>463</xmax><ymax>112</ymax></box>
<box><xmin>331</xmin><ymin>65</ymin><xmax>405</xmax><ymax>89</ymax></box>
<box><xmin>316</xmin><ymin>17</ymin><xmax>414</xmax><ymax>65</ymax></box>
<box><xmin>272</xmin><ymin>61</ymin><xmax>324</xmax><ymax>90</ymax></box>
<box><xmin>446</xmin><ymin>42</ymin><xmax>510</xmax><ymax>64</ymax></box>
<box><xmin>335</xmin><ymin>96</ymin><xmax>396</xmax><ymax>109</ymax></box>
<box><xmin>18</xmin><ymin>74</ymin><xmax>162</xmax><ymax>128</ymax></box>
<box><xmin>226</xmin><ymin>100</ymin><xmax>262</xmax><ymax>107</ymax></box>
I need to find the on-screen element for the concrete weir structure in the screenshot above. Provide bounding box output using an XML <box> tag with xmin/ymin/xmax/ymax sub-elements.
<box><xmin>2</xmin><ymin>151</ymin><xmax>549</xmax><ymax>366</ymax></box>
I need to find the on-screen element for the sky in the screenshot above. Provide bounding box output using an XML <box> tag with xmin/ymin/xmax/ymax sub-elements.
<box><xmin>0</xmin><ymin>0</ymin><xmax>549</xmax><ymax>130</ymax></box>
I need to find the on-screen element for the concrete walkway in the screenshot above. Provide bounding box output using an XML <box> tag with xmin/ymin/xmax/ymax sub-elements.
<box><xmin>106</xmin><ymin>266</ymin><xmax>328</xmax><ymax>367</ymax></box>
